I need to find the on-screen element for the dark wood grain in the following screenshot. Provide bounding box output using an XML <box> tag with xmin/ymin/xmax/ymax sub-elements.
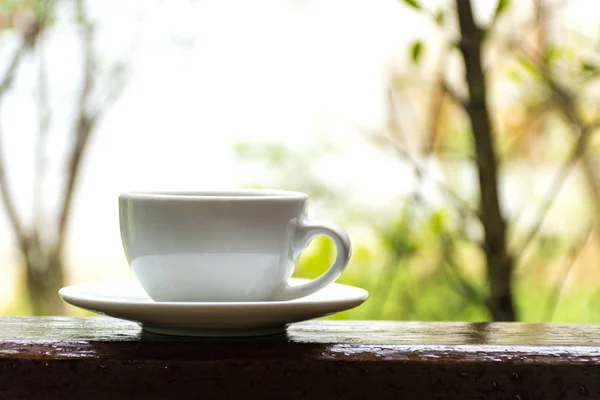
<box><xmin>2</xmin><ymin>317</ymin><xmax>600</xmax><ymax>399</ymax></box>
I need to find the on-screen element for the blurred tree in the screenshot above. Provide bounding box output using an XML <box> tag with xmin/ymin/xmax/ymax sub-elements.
<box><xmin>0</xmin><ymin>0</ymin><xmax>123</xmax><ymax>314</ymax></box>
<box><xmin>452</xmin><ymin>0</ymin><xmax>513</xmax><ymax>320</ymax></box>
<box><xmin>380</xmin><ymin>0</ymin><xmax>599</xmax><ymax>321</ymax></box>
<box><xmin>236</xmin><ymin>0</ymin><xmax>600</xmax><ymax>322</ymax></box>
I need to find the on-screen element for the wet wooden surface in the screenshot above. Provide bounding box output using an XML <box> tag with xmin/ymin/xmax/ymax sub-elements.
<box><xmin>2</xmin><ymin>317</ymin><xmax>600</xmax><ymax>399</ymax></box>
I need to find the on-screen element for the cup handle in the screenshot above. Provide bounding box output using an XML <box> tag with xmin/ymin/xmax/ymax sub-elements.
<box><xmin>276</xmin><ymin>218</ymin><xmax>351</xmax><ymax>301</ymax></box>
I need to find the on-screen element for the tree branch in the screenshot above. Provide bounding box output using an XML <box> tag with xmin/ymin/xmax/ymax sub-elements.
<box><xmin>55</xmin><ymin>0</ymin><xmax>97</xmax><ymax>256</ymax></box>
<box><xmin>384</xmin><ymin>84</ymin><xmax>481</xmax><ymax>220</ymax></box>
<box><xmin>512</xmin><ymin>42</ymin><xmax>593</xmax><ymax>262</ymax></box>
<box><xmin>366</xmin><ymin>254</ymin><xmax>404</xmax><ymax>320</ymax></box>
<box><xmin>0</xmin><ymin>42</ymin><xmax>28</xmax><ymax>252</ymax></box>
<box><xmin>542</xmin><ymin>224</ymin><xmax>592</xmax><ymax>322</ymax></box>
<box><xmin>385</xmin><ymin>85</ymin><xmax>412</xmax><ymax>153</ymax></box>
<box><xmin>512</xmin><ymin>149</ymin><xmax>578</xmax><ymax>261</ymax></box>
<box><xmin>424</xmin><ymin>51</ymin><xmax>450</xmax><ymax>154</ymax></box>
<box><xmin>33</xmin><ymin>35</ymin><xmax>51</xmax><ymax>245</ymax></box>
<box><xmin>388</xmin><ymin>139</ymin><xmax>481</xmax><ymax>220</ymax></box>
<box><xmin>0</xmin><ymin>44</ymin><xmax>25</xmax><ymax>95</ymax></box>
<box><xmin>456</xmin><ymin>0</ymin><xmax>516</xmax><ymax>320</ymax></box>
<box><xmin>440</xmin><ymin>233</ymin><xmax>487</xmax><ymax>310</ymax></box>
<box><xmin>581</xmin><ymin>154</ymin><xmax>600</xmax><ymax>235</ymax></box>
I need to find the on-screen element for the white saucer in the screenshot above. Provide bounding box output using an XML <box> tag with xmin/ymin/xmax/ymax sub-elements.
<box><xmin>59</xmin><ymin>278</ymin><xmax>368</xmax><ymax>337</ymax></box>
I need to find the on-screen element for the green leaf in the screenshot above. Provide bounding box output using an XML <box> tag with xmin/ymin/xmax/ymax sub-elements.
<box><xmin>493</xmin><ymin>0</ymin><xmax>510</xmax><ymax>22</ymax></box>
<box><xmin>427</xmin><ymin>211</ymin><xmax>447</xmax><ymax>235</ymax></box>
<box><xmin>517</xmin><ymin>56</ymin><xmax>539</xmax><ymax>76</ymax></box>
<box><xmin>400</xmin><ymin>0</ymin><xmax>422</xmax><ymax>11</ymax></box>
<box><xmin>410</xmin><ymin>40</ymin><xmax>424</xmax><ymax>65</ymax></box>
<box><xmin>581</xmin><ymin>61</ymin><xmax>599</xmax><ymax>73</ymax></box>
<box><xmin>434</xmin><ymin>9</ymin><xmax>446</xmax><ymax>27</ymax></box>
<box><xmin>544</xmin><ymin>46</ymin><xmax>562</xmax><ymax>63</ymax></box>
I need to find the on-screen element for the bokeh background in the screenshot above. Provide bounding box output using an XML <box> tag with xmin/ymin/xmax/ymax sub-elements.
<box><xmin>1</xmin><ymin>0</ymin><xmax>600</xmax><ymax>321</ymax></box>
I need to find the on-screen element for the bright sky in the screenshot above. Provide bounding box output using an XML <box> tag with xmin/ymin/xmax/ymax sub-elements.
<box><xmin>0</xmin><ymin>0</ymin><xmax>599</xmax><ymax>288</ymax></box>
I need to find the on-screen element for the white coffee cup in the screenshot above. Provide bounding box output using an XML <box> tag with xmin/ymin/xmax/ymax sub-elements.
<box><xmin>119</xmin><ymin>189</ymin><xmax>351</xmax><ymax>302</ymax></box>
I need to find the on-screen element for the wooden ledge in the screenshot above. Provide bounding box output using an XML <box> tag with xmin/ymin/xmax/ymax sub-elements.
<box><xmin>1</xmin><ymin>317</ymin><xmax>600</xmax><ymax>399</ymax></box>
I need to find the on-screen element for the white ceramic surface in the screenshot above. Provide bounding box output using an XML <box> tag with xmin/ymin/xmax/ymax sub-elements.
<box><xmin>119</xmin><ymin>190</ymin><xmax>351</xmax><ymax>302</ymax></box>
<box><xmin>58</xmin><ymin>278</ymin><xmax>368</xmax><ymax>337</ymax></box>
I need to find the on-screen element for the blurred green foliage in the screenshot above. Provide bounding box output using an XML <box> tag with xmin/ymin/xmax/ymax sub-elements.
<box><xmin>292</xmin><ymin>201</ymin><xmax>490</xmax><ymax>321</ymax></box>
<box><xmin>234</xmin><ymin>127</ymin><xmax>600</xmax><ymax>323</ymax></box>
<box><xmin>293</xmin><ymin>212</ymin><xmax>600</xmax><ymax>322</ymax></box>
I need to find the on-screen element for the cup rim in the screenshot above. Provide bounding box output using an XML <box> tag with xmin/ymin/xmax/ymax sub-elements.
<box><xmin>119</xmin><ymin>189</ymin><xmax>308</xmax><ymax>201</ymax></box>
